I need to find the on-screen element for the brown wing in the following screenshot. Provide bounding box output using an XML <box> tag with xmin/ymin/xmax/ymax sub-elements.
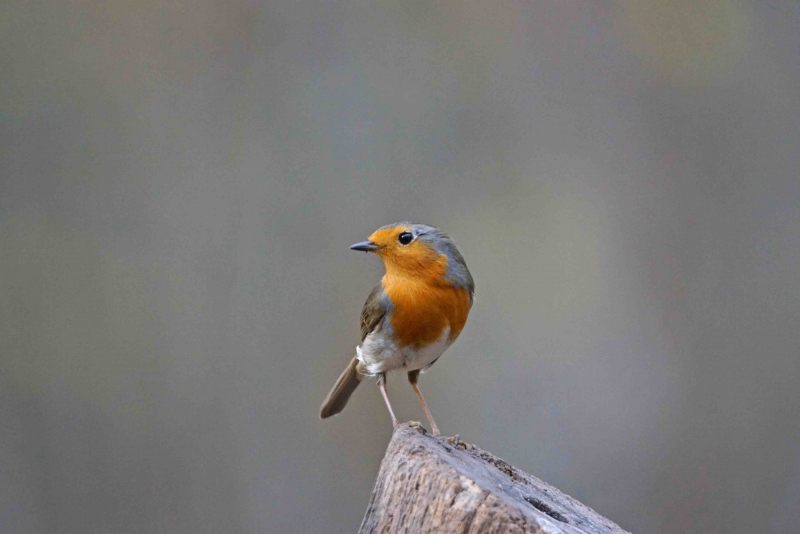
<box><xmin>360</xmin><ymin>284</ymin><xmax>389</xmax><ymax>341</ymax></box>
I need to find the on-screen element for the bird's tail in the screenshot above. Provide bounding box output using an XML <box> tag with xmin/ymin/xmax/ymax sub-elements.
<box><xmin>320</xmin><ymin>356</ymin><xmax>364</xmax><ymax>419</ymax></box>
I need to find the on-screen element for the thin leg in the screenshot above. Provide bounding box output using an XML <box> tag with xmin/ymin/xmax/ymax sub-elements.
<box><xmin>408</xmin><ymin>370</ymin><xmax>440</xmax><ymax>436</ymax></box>
<box><xmin>376</xmin><ymin>373</ymin><xmax>399</xmax><ymax>427</ymax></box>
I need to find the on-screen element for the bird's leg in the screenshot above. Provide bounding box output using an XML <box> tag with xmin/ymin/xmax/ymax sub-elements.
<box><xmin>408</xmin><ymin>370</ymin><xmax>440</xmax><ymax>436</ymax></box>
<box><xmin>376</xmin><ymin>373</ymin><xmax>399</xmax><ymax>427</ymax></box>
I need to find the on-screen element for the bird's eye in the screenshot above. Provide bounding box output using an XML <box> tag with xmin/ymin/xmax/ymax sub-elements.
<box><xmin>398</xmin><ymin>232</ymin><xmax>414</xmax><ymax>245</ymax></box>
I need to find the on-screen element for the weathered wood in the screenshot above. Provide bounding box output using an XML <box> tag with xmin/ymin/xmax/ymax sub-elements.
<box><xmin>359</xmin><ymin>424</ymin><xmax>630</xmax><ymax>534</ymax></box>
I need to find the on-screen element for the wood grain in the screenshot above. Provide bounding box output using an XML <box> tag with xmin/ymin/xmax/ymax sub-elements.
<box><xmin>359</xmin><ymin>424</ymin><xmax>631</xmax><ymax>534</ymax></box>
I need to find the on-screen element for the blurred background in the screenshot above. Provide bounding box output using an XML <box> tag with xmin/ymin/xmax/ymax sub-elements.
<box><xmin>1</xmin><ymin>1</ymin><xmax>799</xmax><ymax>532</ymax></box>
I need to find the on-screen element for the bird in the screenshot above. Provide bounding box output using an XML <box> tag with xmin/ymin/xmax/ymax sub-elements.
<box><xmin>319</xmin><ymin>222</ymin><xmax>474</xmax><ymax>436</ymax></box>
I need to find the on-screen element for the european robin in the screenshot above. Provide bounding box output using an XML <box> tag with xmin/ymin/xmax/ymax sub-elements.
<box><xmin>319</xmin><ymin>222</ymin><xmax>474</xmax><ymax>436</ymax></box>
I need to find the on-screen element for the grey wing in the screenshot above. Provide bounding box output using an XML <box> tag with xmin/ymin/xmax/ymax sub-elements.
<box><xmin>360</xmin><ymin>285</ymin><xmax>389</xmax><ymax>341</ymax></box>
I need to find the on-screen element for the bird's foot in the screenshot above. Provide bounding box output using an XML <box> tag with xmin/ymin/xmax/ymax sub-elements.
<box><xmin>446</xmin><ymin>434</ymin><xmax>468</xmax><ymax>448</ymax></box>
<box><xmin>406</xmin><ymin>421</ymin><xmax>427</xmax><ymax>434</ymax></box>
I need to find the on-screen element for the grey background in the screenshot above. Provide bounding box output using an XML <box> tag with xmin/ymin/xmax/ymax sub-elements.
<box><xmin>2</xmin><ymin>1</ymin><xmax>799</xmax><ymax>533</ymax></box>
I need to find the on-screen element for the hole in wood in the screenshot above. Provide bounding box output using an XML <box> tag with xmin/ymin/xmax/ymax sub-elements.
<box><xmin>523</xmin><ymin>495</ymin><xmax>569</xmax><ymax>523</ymax></box>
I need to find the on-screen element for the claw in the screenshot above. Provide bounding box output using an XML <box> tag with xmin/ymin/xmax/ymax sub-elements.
<box><xmin>407</xmin><ymin>421</ymin><xmax>426</xmax><ymax>434</ymax></box>
<box><xmin>446</xmin><ymin>434</ymin><xmax>461</xmax><ymax>447</ymax></box>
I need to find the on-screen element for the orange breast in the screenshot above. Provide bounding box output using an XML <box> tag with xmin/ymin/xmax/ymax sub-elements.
<box><xmin>383</xmin><ymin>274</ymin><xmax>472</xmax><ymax>350</ymax></box>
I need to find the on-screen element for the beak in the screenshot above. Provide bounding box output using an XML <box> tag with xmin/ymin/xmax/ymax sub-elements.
<box><xmin>350</xmin><ymin>240</ymin><xmax>381</xmax><ymax>252</ymax></box>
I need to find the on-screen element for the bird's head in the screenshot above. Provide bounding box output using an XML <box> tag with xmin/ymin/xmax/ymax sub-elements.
<box><xmin>350</xmin><ymin>222</ymin><xmax>473</xmax><ymax>292</ymax></box>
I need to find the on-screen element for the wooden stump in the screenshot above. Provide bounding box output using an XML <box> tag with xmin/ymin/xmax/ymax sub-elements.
<box><xmin>359</xmin><ymin>424</ymin><xmax>630</xmax><ymax>534</ymax></box>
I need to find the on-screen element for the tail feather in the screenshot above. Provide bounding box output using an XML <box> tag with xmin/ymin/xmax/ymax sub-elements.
<box><xmin>320</xmin><ymin>356</ymin><xmax>364</xmax><ymax>419</ymax></box>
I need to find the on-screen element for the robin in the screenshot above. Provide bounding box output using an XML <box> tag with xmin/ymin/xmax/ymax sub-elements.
<box><xmin>319</xmin><ymin>222</ymin><xmax>474</xmax><ymax>436</ymax></box>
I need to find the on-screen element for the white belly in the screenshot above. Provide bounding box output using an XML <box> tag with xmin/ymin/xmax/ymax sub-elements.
<box><xmin>357</xmin><ymin>326</ymin><xmax>451</xmax><ymax>376</ymax></box>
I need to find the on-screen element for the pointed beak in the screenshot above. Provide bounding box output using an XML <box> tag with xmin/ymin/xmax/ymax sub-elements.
<box><xmin>350</xmin><ymin>240</ymin><xmax>381</xmax><ymax>252</ymax></box>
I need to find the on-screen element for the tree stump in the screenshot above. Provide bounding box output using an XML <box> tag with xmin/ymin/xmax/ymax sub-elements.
<box><xmin>359</xmin><ymin>423</ymin><xmax>630</xmax><ymax>534</ymax></box>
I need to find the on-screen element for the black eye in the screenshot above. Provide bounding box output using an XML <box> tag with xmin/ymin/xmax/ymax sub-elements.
<box><xmin>398</xmin><ymin>232</ymin><xmax>414</xmax><ymax>245</ymax></box>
